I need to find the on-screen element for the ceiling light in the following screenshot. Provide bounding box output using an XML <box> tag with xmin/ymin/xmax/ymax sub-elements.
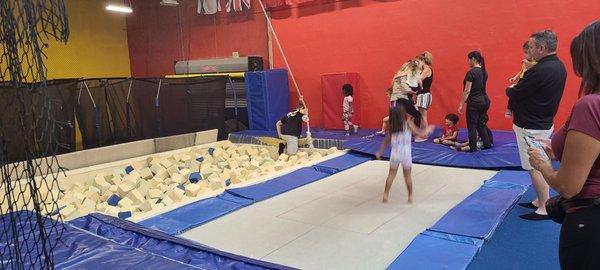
<box><xmin>106</xmin><ymin>4</ymin><xmax>132</xmax><ymax>13</ymax></box>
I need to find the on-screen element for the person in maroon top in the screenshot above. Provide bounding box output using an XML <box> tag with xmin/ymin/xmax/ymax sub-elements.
<box><xmin>529</xmin><ymin>20</ymin><xmax>600</xmax><ymax>269</ymax></box>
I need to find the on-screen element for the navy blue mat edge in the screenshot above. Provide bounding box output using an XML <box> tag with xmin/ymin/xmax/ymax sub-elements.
<box><xmin>387</xmin><ymin>169</ymin><xmax>533</xmax><ymax>270</ymax></box>
<box><xmin>71</xmin><ymin>213</ymin><xmax>295</xmax><ymax>270</ymax></box>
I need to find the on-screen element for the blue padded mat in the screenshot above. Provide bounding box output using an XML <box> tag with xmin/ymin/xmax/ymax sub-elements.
<box><xmin>70</xmin><ymin>213</ymin><xmax>294</xmax><ymax>270</ymax></box>
<box><xmin>138</xmin><ymin>192</ymin><xmax>253</xmax><ymax>235</ymax></box>
<box><xmin>428</xmin><ymin>175</ymin><xmax>529</xmax><ymax>240</ymax></box>
<box><xmin>484</xmin><ymin>169</ymin><xmax>533</xmax><ymax>189</ymax></box>
<box><xmin>467</xmin><ymin>187</ymin><xmax>560</xmax><ymax>270</ymax></box>
<box><xmin>312</xmin><ymin>152</ymin><xmax>372</xmax><ymax>173</ymax></box>
<box><xmin>0</xmin><ymin>210</ymin><xmax>257</xmax><ymax>270</ymax></box>
<box><xmin>388</xmin><ymin>230</ymin><xmax>484</xmax><ymax>270</ymax></box>
<box><xmin>344</xmin><ymin>128</ymin><xmax>522</xmax><ymax>169</ymax></box>
<box><xmin>226</xmin><ymin>167</ymin><xmax>331</xmax><ymax>202</ymax></box>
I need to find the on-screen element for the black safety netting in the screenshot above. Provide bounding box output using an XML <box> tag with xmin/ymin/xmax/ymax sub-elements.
<box><xmin>1</xmin><ymin>0</ymin><xmax>70</xmax><ymax>269</ymax></box>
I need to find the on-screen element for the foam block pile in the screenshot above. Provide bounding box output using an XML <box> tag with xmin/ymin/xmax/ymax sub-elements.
<box><xmin>51</xmin><ymin>142</ymin><xmax>339</xmax><ymax>220</ymax></box>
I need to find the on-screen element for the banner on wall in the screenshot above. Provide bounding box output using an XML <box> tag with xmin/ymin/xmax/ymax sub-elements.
<box><xmin>198</xmin><ymin>0</ymin><xmax>221</xmax><ymax>14</ymax></box>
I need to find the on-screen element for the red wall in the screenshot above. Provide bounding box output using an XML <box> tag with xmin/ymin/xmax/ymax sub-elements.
<box><xmin>127</xmin><ymin>0</ymin><xmax>600</xmax><ymax>130</ymax></box>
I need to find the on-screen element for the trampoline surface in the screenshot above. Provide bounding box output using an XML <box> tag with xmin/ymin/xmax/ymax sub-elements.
<box><xmin>181</xmin><ymin>161</ymin><xmax>497</xmax><ymax>270</ymax></box>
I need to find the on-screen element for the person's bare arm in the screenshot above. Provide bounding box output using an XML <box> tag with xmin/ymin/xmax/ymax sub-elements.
<box><xmin>375</xmin><ymin>134</ymin><xmax>392</xmax><ymax>159</ymax></box>
<box><xmin>276</xmin><ymin>120</ymin><xmax>283</xmax><ymax>138</ymax></box>
<box><xmin>530</xmin><ymin>131</ymin><xmax>600</xmax><ymax>199</ymax></box>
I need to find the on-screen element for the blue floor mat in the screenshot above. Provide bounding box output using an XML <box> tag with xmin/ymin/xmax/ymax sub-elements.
<box><xmin>429</xmin><ymin>180</ymin><xmax>528</xmax><ymax>240</ymax></box>
<box><xmin>388</xmin><ymin>231</ymin><xmax>483</xmax><ymax>270</ymax></box>
<box><xmin>226</xmin><ymin>167</ymin><xmax>331</xmax><ymax>202</ymax></box>
<box><xmin>344</xmin><ymin>128</ymin><xmax>521</xmax><ymax>169</ymax></box>
<box><xmin>70</xmin><ymin>213</ymin><xmax>294</xmax><ymax>270</ymax></box>
<box><xmin>138</xmin><ymin>192</ymin><xmax>253</xmax><ymax>235</ymax></box>
<box><xmin>467</xmin><ymin>187</ymin><xmax>561</xmax><ymax>270</ymax></box>
<box><xmin>1</xmin><ymin>211</ymin><xmax>288</xmax><ymax>270</ymax></box>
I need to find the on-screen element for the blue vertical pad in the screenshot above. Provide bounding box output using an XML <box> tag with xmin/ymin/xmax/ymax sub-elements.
<box><xmin>226</xmin><ymin>167</ymin><xmax>331</xmax><ymax>202</ymax></box>
<box><xmin>428</xmin><ymin>180</ymin><xmax>528</xmax><ymax>240</ymax></box>
<box><xmin>69</xmin><ymin>213</ymin><xmax>294</xmax><ymax>270</ymax></box>
<box><xmin>312</xmin><ymin>152</ymin><xmax>372</xmax><ymax>174</ymax></box>
<box><xmin>343</xmin><ymin>128</ymin><xmax>522</xmax><ymax>169</ymax></box>
<box><xmin>245</xmin><ymin>69</ymin><xmax>290</xmax><ymax>131</ymax></box>
<box><xmin>387</xmin><ymin>230</ymin><xmax>483</xmax><ymax>270</ymax></box>
<box><xmin>138</xmin><ymin>192</ymin><xmax>253</xmax><ymax>235</ymax></box>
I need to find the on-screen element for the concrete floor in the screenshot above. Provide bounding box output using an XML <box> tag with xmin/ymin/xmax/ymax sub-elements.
<box><xmin>181</xmin><ymin>161</ymin><xmax>497</xmax><ymax>270</ymax></box>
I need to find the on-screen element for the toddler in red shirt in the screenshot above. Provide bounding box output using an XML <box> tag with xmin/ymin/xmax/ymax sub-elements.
<box><xmin>434</xmin><ymin>114</ymin><xmax>459</xmax><ymax>145</ymax></box>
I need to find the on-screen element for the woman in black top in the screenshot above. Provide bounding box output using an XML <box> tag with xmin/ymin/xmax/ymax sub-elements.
<box><xmin>416</xmin><ymin>52</ymin><xmax>434</xmax><ymax>131</ymax></box>
<box><xmin>457</xmin><ymin>51</ymin><xmax>493</xmax><ymax>151</ymax></box>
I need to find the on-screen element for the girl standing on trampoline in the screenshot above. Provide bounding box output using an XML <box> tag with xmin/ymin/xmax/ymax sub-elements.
<box><xmin>376</xmin><ymin>105</ymin><xmax>434</xmax><ymax>203</ymax></box>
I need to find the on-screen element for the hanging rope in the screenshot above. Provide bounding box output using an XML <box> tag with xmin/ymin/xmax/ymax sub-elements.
<box><xmin>256</xmin><ymin>0</ymin><xmax>314</xmax><ymax>147</ymax></box>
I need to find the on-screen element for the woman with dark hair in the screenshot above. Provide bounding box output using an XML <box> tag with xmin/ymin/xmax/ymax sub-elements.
<box><xmin>529</xmin><ymin>20</ymin><xmax>600</xmax><ymax>269</ymax></box>
<box><xmin>457</xmin><ymin>51</ymin><xmax>493</xmax><ymax>151</ymax></box>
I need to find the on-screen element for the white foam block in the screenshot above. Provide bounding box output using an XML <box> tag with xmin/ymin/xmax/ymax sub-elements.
<box><xmin>180</xmin><ymin>168</ymin><xmax>191</xmax><ymax>179</ymax></box>
<box><xmin>118</xmin><ymin>197</ymin><xmax>134</xmax><ymax>208</ymax></box>
<box><xmin>209</xmin><ymin>181</ymin><xmax>223</xmax><ymax>191</ymax></box>
<box><xmin>139</xmin><ymin>167</ymin><xmax>153</xmax><ymax>179</ymax></box>
<box><xmin>150</xmin><ymin>163</ymin><xmax>164</xmax><ymax>174</ymax></box>
<box><xmin>297</xmin><ymin>151</ymin><xmax>309</xmax><ymax>159</ymax></box>
<box><xmin>278</xmin><ymin>154</ymin><xmax>289</xmax><ymax>162</ymax></box>
<box><xmin>84</xmin><ymin>190</ymin><xmax>100</xmax><ymax>202</ymax></box>
<box><xmin>60</xmin><ymin>205</ymin><xmax>76</xmax><ymax>218</ymax></box>
<box><xmin>160</xmin><ymin>158</ymin><xmax>174</xmax><ymax>168</ymax></box>
<box><xmin>327</xmin><ymin>147</ymin><xmax>339</xmax><ymax>154</ymax></box>
<box><xmin>94</xmin><ymin>174</ymin><xmax>111</xmax><ymax>192</ymax></box>
<box><xmin>155</xmin><ymin>168</ymin><xmax>169</xmax><ymax>179</ymax></box>
<box><xmin>117</xmin><ymin>182</ymin><xmax>134</xmax><ymax>197</ymax></box>
<box><xmin>109</xmin><ymin>185</ymin><xmax>118</xmax><ymax>193</ymax></box>
<box><xmin>127</xmin><ymin>189</ymin><xmax>144</xmax><ymax>205</ymax></box>
<box><xmin>169</xmin><ymin>173</ymin><xmax>185</xmax><ymax>184</ymax></box>
<box><xmin>166</xmin><ymin>188</ymin><xmax>184</xmax><ymax>202</ymax></box>
<box><xmin>138</xmin><ymin>200</ymin><xmax>153</xmax><ymax>212</ymax></box>
<box><xmin>137</xmin><ymin>179</ymin><xmax>150</xmax><ymax>197</ymax></box>
<box><xmin>309</xmin><ymin>152</ymin><xmax>323</xmax><ymax>160</ymax></box>
<box><xmin>148</xmin><ymin>189</ymin><xmax>162</xmax><ymax>199</ymax></box>
<box><xmin>81</xmin><ymin>198</ymin><xmax>96</xmax><ymax>210</ymax></box>
<box><xmin>167</xmin><ymin>165</ymin><xmax>180</xmax><ymax>177</ymax></box>
<box><xmin>184</xmin><ymin>183</ymin><xmax>201</xmax><ymax>197</ymax></box>
<box><xmin>96</xmin><ymin>202</ymin><xmax>109</xmax><ymax>212</ymax></box>
<box><xmin>161</xmin><ymin>196</ymin><xmax>174</xmax><ymax>206</ymax></box>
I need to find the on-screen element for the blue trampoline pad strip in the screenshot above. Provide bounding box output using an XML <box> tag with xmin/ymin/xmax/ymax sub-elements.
<box><xmin>226</xmin><ymin>167</ymin><xmax>331</xmax><ymax>202</ymax></box>
<box><xmin>484</xmin><ymin>169</ymin><xmax>533</xmax><ymax>189</ymax></box>
<box><xmin>429</xmin><ymin>185</ymin><xmax>526</xmax><ymax>240</ymax></box>
<box><xmin>312</xmin><ymin>152</ymin><xmax>372</xmax><ymax>173</ymax></box>
<box><xmin>138</xmin><ymin>193</ymin><xmax>253</xmax><ymax>235</ymax></box>
<box><xmin>70</xmin><ymin>213</ymin><xmax>294</xmax><ymax>270</ymax></box>
<box><xmin>387</xmin><ymin>232</ymin><xmax>483</xmax><ymax>270</ymax></box>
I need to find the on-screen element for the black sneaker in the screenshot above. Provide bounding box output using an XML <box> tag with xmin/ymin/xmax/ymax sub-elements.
<box><xmin>520</xmin><ymin>212</ymin><xmax>551</xmax><ymax>221</ymax></box>
<box><xmin>518</xmin><ymin>202</ymin><xmax>538</xmax><ymax>209</ymax></box>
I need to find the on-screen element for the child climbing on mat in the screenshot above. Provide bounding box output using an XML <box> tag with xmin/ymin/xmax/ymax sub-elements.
<box><xmin>375</xmin><ymin>105</ymin><xmax>435</xmax><ymax>203</ymax></box>
<box><xmin>433</xmin><ymin>113</ymin><xmax>459</xmax><ymax>145</ymax></box>
<box><xmin>506</xmin><ymin>41</ymin><xmax>537</xmax><ymax>118</ymax></box>
<box><xmin>276</xmin><ymin>97</ymin><xmax>310</xmax><ymax>155</ymax></box>
<box><xmin>342</xmin><ymin>84</ymin><xmax>359</xmax><ymax>136</ymax></box>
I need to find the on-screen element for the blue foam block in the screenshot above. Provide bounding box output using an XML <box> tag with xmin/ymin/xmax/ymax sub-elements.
<box><xmin>429</xmin><ymin>182</ymin><xmax>527</xmax><ymax>240</ymax></box>
<box><xmin>208</xmin><ymin>147</ymin><xmax>215</xmax><ymax>156</ymax></box>
<box><xmin>387</xmin><ymin>231</ymin><xmax>483</xmax><ymax>270</ymax></box>
<box><xmin>196</xmin><ymin>156</ymin><xmax>204</xmax><ymax>163</ymax></box>
<box><xmin>107</xmin><ymin>194</ymin><xmax>120</xmax><ymax>206</ymax></box>
<box><xmin>226</xmin><ymin>167</ymin><xmax>331</xmax><ymax>202</ymax></box>
<box><xmin>177</xmin><ymin>183</ymin><xmax>185</xmax><ymax>191</ymax></box>
<box><xmin>139</xmin><ymin>193</ymin><xmax>253</xmax><ymax>235</ymax></box>
<box><xmin>125</xmin><ymin>165</ymin><xmax>134</xmax><ymax>174</ymax></box>
<box><xmin>189</xmin><ymin>172</ymin><xmax>201</xmax><ymax>183</ymax></box>
<box><xmin>225</xmin><ymin>179</ymin><xmax>231</xmax><ymax>186</ymax></box>
<box><xmin>344</xmin><ymin>128</ymin><xmax>522</xmax><ymax>169</ymax></box>
<box><xmin>118</xmin><ymin>211</ymin><xmax>132</xmax><ymax>219</ymax></box>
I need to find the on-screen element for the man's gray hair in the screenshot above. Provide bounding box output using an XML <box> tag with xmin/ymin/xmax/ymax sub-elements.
<box><xmin>530</xmin><ymin>30</ymin><xmax>558</xmax><ymax>52</ymax></box>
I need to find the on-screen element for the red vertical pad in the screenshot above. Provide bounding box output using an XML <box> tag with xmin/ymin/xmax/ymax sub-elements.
<box><xmin>321</xmin><ymin>73</ymin><xmax>361</xmax><ymax>130</ymax></box>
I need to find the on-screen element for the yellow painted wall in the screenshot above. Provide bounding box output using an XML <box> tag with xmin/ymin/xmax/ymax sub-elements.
<box><xmin>45</xmin><ymin>0</ymin><xmax>131</xmax><ymax>78</ymax></box>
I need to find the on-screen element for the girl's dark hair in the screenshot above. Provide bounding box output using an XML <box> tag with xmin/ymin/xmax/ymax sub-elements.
<box><xmin>571</xmin><ymin>20</ymin><xmax>600</xmax><ymax>95</ymax></box>
<box><xmin>388</xmin><ymin>105</ymin><xmax>407</xmax><ymax>133</ymax></box>
<box><xmin>445</xmin><ymin>113</ymin><xmax>459</xmax><ymax>125</ymax></box>
<box><xmin>342</xmin><ymin>84</ymin><xmax>353</xmax><ymax>96</ymax></box>
<box><xmin>468</xmin><ymin>50</ymin><xmax>488</xmax><ymax>87</ymax></box>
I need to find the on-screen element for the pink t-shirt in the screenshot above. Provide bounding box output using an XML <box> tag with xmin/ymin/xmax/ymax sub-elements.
<box><xmin>551</xmin><ymin>93</ymin><xmax>600</xmax><ymax>200</ymax></box>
